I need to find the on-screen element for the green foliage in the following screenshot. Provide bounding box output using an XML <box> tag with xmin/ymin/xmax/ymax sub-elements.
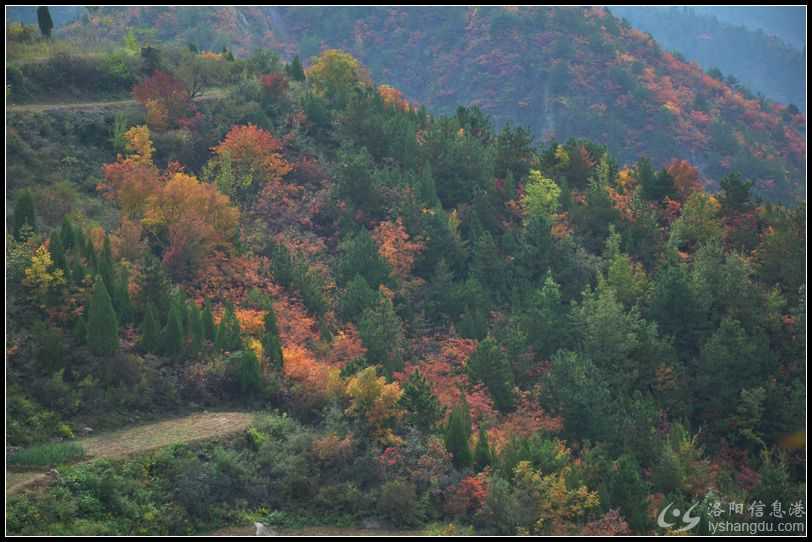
<box><xmin>140</xmin><ymin>301</ymin><xmax>161</xmax><ymax>354</ymax></box>
<box><xmin>474</xmin><ymin>425</ymin><xmax>493</xmax><ymax>472</ymax></box>
<box><xmin>286</xmin><ymin>55</ymin><xmax>306</xmax><ymax>82</ymax></box>
<box><xmin>215</xmin><ymin>303</ymin><xmax>243</xmax><ymax>352</ymax></box>
<box><xmin>234</xmin><ymin>349</ymin><xmax>263</xmax><ymax>397</ymax></box>
<box><xmin>445</xmin><ymin>400</ymin><xmax>473</xmax><ymax>469</ymax></box>
<box><xmin>467</xmin><ymin>336</ymin><xmax>514</xmax><ymax>412</ymax></box>
<box><xmin>400</xmin><ymin>369</ymin><xmax>445</xmax><ymax>432</ymax></box>
<box><xmin>36</xmin><ymin>6</ymin><xmax>54</xmax><ymax>38</ymax></box>
<box><xmin>358</xmin><ymin>296</ymin><xmax>404</xmax><ymax>377</ymax></box>
<box><xmin>522</xmin><ymin>169</ymin><xmax>561</xmax><ymax>221</ymax></box>
<box><xmin>638</xmin><ymin>158</ymin><xmax>675</xmax><ymax>202</ymax></box>
<box><xmin>261</xmin><ymin>307</ymin><xmax>283</xmax><ymax>369</ymax></box>
<box><xmin>162</xmin><ymin>296</ymin><xmax>186</xmax><ymax>358</ymax></box>
<box><xmin>201</xmin><ymin>301</ymin><xmax>216</xmax><ymax>342</ymax></box>
<box><xmin>9</xmin><ymin>441</ymin><xmax>84</xmax><ymax>467</ymax></box>
<box><xmin>86</xmin><ymin>275</ymin><xmax>119</xmax><ymax>356</ymax></box>
<box><xmin>337</xmin><ymin>274</ymin><xmax>379</xmax><ymax>323</ymax></box>
<box><xmin>13</xmin><ymin>189</ymin><xmax>36</xmax><ymax>240</ymax></box>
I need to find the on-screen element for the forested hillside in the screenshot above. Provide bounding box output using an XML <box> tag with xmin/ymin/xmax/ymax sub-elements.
<box><xmin>5</xmin><ymin>7</ymin><xmax>807</xmax><ymax>537</ymax></box>
<box><xmin>49</xmin><ymin>6</ymin><xmax>807</xmax><ymax>204</ymax></box>
<box><xmin>610</xmin><ymin>6</ymin><xmax>806</xmax><ymax>111</ymax></box>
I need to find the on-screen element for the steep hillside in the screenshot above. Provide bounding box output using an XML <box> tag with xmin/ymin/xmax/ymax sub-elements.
<box><xmin>59</xmin><ymin>6</ymin><xmax>806</xmax><ymax>203</ymax></box>
<box><xmin>6</xmin><ymin>11</ymin><xmax>806</xmax><ymax>535</ymax></box>
<box><xmin>610</xmin><ymin>6</ymin><xmax>806</xmax><ymax>111</ymax></box>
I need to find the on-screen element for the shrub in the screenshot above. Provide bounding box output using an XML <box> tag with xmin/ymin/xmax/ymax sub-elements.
<box><xmin>377</xmin><ymin>479</ymin><xmax>424</xmax><ymax>527</ymax></box>
<box><xmin>9</xmin><ymin>441</ymin><xmax>85</xmax><ymax>467</ymax></box>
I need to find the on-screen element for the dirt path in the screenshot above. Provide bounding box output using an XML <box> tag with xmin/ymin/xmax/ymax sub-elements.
<box><xmin>6</xmin><ymin>411</ymin><xmax>255</xmax><ymax>496</ymax></box>
<box><xmin>6</xmin><ymin>88</ymin><xmax>228</xmax><ymax>114</ymax></box>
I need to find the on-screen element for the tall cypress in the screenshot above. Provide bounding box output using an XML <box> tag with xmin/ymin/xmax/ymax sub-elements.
<box><xmin>113</xmin><ymin>266</ymin><xmax>133</xmax><ymax>324</ymax></box>
<box><xmin>162</xmin><ymin>297</ymin><xmax>185</xmax><ymax>358</ymax></box>
<box><xmin>201</xmin><ymin>300</ymin><xmax>216</xmax><ymax>342</ymax></box>
<box><xmin>474</xmin><ymin>425</ymin><xmax>493</xmax><ymax>471</ymax></box>
<box><xmin>261</xmin><ymin>306</ymin><xmax>283</xmax><ymax>369</ymax></box>
<box><xmin>87</xmin><ymin>275</ymin><xmax>119</xmax><ymax>356</ymax></box>
<box><xmin>141</xmin><ymin>301</ymin><xmax>161</xmax><ymax>354</ymax></box>
<box><xmin>37</xmin><ymin>6</ymin><xmax>54</xmax><ymax>38</ymax></box>
<box><xmin>60</xmin><ymin>216</ymin><xmax>75</xmax><ymax>251</ymax></box>
<box><xmin>188</xmin><ymin>302</ymin><xmax>203</xmax><ymax>355</ymax></box>
<box><xmin>98</xmin><ymin>236</ymin><xmax>115</xmax><ymax>293</ymax></box>
<box><xmin>445</xmin><ymin>399</ymin><xmax>473</xmax><ymax>469</ymax></box>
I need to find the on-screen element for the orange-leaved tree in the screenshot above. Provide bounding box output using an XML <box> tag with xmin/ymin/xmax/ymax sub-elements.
<box><xmin>206</xmin><ymin>124</ymin><xmax>293</xmax><ymax>203</ymax></box>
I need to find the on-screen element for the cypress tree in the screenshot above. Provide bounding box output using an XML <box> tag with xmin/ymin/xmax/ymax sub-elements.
<box><xmin>113</xmin><ymin>266</ymin><xmax>133</xmax><ymax>324</ymax></box>
<box><xmin>141</xmin><ymin>301</ymin><xmax>161</xmax><ymax>354</ymax></box>
<box><xmin>201</xmin><ymin>300</ymin><xmax>216</xmax><ymax>342</ymax></box>
<box><xmin>140</xmin><ymin>255</ymin><xmax>170</xmax><ymax>318</ymax></box>
<box><xmin>70</xmin><ymin>257</ymin><xmax>86</xmax><ymax>285</ymax></box>
<box><xmin>261</xmin><ymin>306</ymin><xmax>283</xmax><ymax>369</ymax></box>
<box><xmin>98</xmin><ymin>236</ymin><xmax>115</xmax><ymax>293</ymax></box>
<box><xmin>445</xmin><ymin>399</ymin><xmax>473</xmax><ymax>469</ymax></box>
<box><xmin>87</xmin><ymin>275</ymin><xmax>119</xmax><ymax>356</ymax></box>
<box><xmin>188</xmin><ymin>302</ymin><xmax>203</xmax><ymax>355</ymax></box>
<box><xmin>13</xmin><ymin>190</ymin><xmax>36</xmax><ymax>240</ymax></box>
<box><xmin>474</xmin><ymin>425</ymin><xmax>493</xmax><ymax>471</ymax></box>
<box><xmin>237</xmin><ymin>349</ymin><xmax>263</xmax><ymax>396</ymax></box>
<box><xmin>37</xmin><ymin>6</ymin><xmax>54</xmax><ymax>38</ymax></box>
<box><xmin>162</xmin><ymin>297</ymin><xmax>185</xmax><ymax>358</ymax></box>
<box><xmin>83</xmin><ymin>236</ymin><xmax>97</xmax><ymax>273</ymax></box>
<box><xmin>60</xmin><ymin>216</ymin><xmax>75</xmax><ymax>251</ymax></box>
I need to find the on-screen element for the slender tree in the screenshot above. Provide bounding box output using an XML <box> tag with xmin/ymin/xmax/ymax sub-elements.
<box><xmin>37</xmin><ymin>6</ymin><xmax>54</xmax><ymax>38</ymax></box>
<box><xmin>87</xmin><ymin>275</ymin><xmax>119</xmax><ymax>356</ymax></box>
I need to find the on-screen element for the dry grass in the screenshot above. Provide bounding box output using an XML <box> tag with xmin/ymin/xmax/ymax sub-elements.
<box><xmin>79</xmin><ymin>411</ymin><xmax>254</xmax><ymax>461</ymax></box>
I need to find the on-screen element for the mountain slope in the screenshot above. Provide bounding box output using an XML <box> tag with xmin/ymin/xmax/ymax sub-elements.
<box><xmin>58</xmin><ymin>6</ymin><xmax>806</xmax><ymax>203</ymax></box>
<box><xmin>610</xmin><ymin>6</ymin><xmax>806</xmax><ymax>111</ymax></box>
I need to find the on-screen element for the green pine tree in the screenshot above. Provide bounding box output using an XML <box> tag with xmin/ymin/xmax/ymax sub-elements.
<box><xmin>261</xmin><ymin>306</ymin><xmax>283</xmax><ymax>369</ymax></box>
<box><xmin>188</xmin><ymin>302</ymin><xmax>203</xmax><ymax>355</ymax></box>
<box><xmin>141</xmin><ymin>301</ymin><xmax>161</xmax><ymax>354</ymax></box>
<box><xmin>287</xmin><ymin>55</ymin><xmax>305</xmax><ymax>82</ymax></box>
<box><xmin>400</xmin><ymin>369</ymin><xmax>445</xmax><ymax>432</ymax></box>
<box><xmin>87</xmin><ymin>275</ymin><xmax>119</xmax><ymax>356</ymax></box>
<box><xmin>201</xmin><ymin>300</ymin><xmax>216</xmax><ymax>342</ymax></box>
<box><xmin>37</xmin><ymin>6</ymin><xmax>54</xmax><ymax>38</ymax></box>
<box><xmin>60</xmin><ymin>216</ymin><xmax>75</xmax><ymax>251</ymax></box>
<box><xmin>113</xmin><ymin>266</ymin><xmax>133</xmax><ymax>324</ymax></box>
<box><xmin>474</xmin><ymin>425</ymin><xmax>493</xmax><ymax>471</ymax></box>
<box><xmin>467</xmin><ymin>336</ymin><xmax>515</xmax><ymax>412</ymax></box>
<box><xmin>162</xmin><ymin>297</ymin><xmax>185</xmax><ymax>358</ymax></box>
<box><xmin>445</xmin><ymin>399</ymin><xmax>473</xmax><ymax>469</ymax></box>
<box><xmin>98</xmin><ymin>236</ymin><xmax>115</xmax><ymax>293</ymax></box>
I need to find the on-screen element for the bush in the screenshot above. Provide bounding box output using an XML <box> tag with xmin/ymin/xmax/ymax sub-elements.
<box><xmin>377</xmin><ymin>479</ymin><xmax>424</xmax><ymax>527</ymax></box>
<box><xmin>9</xmin><ymin>441</ymin><xmax>85</xmax><ymax>467</ymax></box>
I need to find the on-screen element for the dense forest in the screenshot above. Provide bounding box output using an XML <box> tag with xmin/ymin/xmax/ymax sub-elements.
<box><xmin>5</xmin><ymin>6</ymin><xmax>807</xmax><ymax>537</ymax></box>
<box><xmin>14</xmin><ymin>6</ymin><xmax>806</xmax><ymax>204</ymax></box>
